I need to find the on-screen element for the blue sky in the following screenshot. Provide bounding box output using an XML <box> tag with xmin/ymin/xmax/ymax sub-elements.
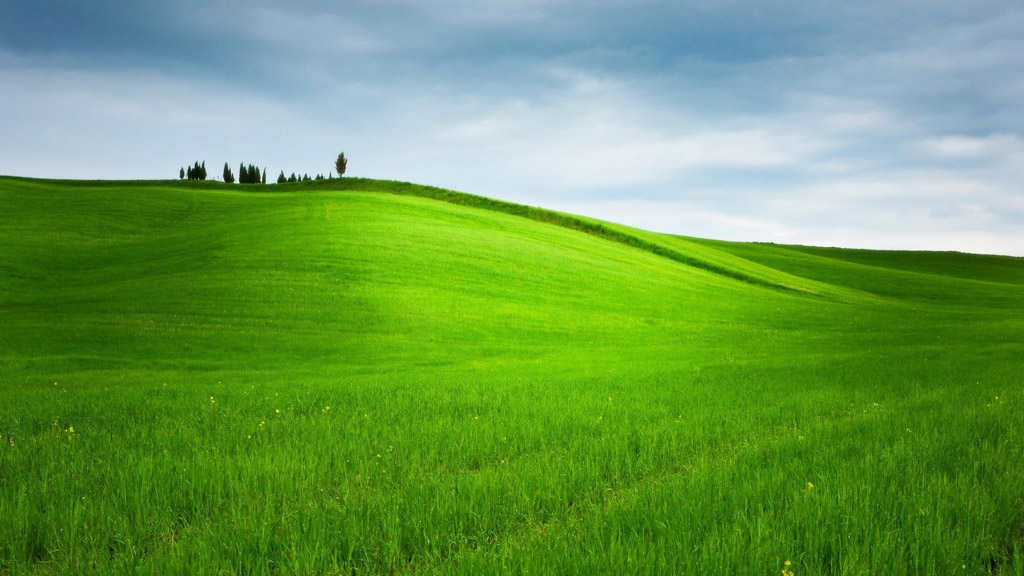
<box><xmin>2</xmin><ymin>1</ymin><xmax>1023</xmax><ymax>255</ymax></box>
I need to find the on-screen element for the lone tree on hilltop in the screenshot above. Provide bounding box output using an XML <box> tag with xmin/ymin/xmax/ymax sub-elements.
<box><xmin>335</xmin><ymin>152</ymin><xmax>347</xmax><ymax>178</ymax></box>
<box><xmin>179</xmin><ymin>167</ymin><xmax>184</xmax><ymax>180</ymax></box>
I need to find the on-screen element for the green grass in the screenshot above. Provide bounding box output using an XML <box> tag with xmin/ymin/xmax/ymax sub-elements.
<box><xmin>2</xmin><ymin>175</ymin><xmax>1024</xmax><ymax>575</ymax></box>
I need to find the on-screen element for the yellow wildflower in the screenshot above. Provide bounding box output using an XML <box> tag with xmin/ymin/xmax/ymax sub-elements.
<box><xmin>66</xmin><ymin>426</ymin><xmax>74</xmax><ymax>434</ymax></box>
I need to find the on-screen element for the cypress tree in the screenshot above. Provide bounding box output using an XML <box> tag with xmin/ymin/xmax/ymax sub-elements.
<box><xmin>335</xmin><ymin>152</ymin><xmax>347</xmax><ymax>177</ymax></box>
<box><xmin>238</xmin><ymin>163</ymin><xmax>246</xmax><ymax>184</ymax></box>
<box><xmin>289</xmin><ymin>173</ymin><xmax>297</xmax><ymax>183</ymax></box>
<box><xmin>179</xmin><ymin>167</ymin><xmax>184</xmax><ymax>180</ymax></box>
<box><xmin>200</xmin><ymin>161</ymin><xmax>207</xmax><ymax>181</ymax></box>
<box><xmin>262</xmin><ymin>168</ymin><xmax>266</xmax><ymax>185</ymax></box>
<box><xmin>277</xmin><ymin>171</ymin><xmax>286</xmax><ymax>184</ymax></box>
<box><xmin>223</xmin><ymin>163</ymin><xmax>233</xmax><ymax>184</ymax></box>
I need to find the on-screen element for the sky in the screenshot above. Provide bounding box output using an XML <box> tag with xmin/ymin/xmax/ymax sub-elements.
<box><xmin>2</xmin><ymin>1</ymin><xmax>1024</xmax><ymax>255</ymax></box>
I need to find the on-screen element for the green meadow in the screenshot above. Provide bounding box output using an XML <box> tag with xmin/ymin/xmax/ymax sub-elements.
<box><xmin>2</xmin><ymin>175</ymin><xmax>1023</xmax><ymax>575</ymax></box>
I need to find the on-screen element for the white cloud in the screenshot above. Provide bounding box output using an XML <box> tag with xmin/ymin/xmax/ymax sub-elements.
<box><xmin>923</xmin><ymin>134</ymin><xmax>1024</xmax><ymax>159</ymax></box>
<box><xmin>413</xmin><ymin>67</ymin><xmax>831</xmax><ymax>193</ymax></box>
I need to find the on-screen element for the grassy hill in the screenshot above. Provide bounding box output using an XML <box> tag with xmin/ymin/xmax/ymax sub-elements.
<box><xmin>2</xmin><ymin>175</ymin><xmax>1023</xmax><ymax>575</ymax></box>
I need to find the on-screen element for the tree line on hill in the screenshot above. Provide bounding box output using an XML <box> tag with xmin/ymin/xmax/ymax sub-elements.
<box><xmin>224</xmin><ymin>163</ymin><xmax>267</xmax><ymax>184</ymax></box>
<box><xmin>178</xmin><ymin>152</ymin><xmax>348</xmax><ymax>184</ymax></box>
<box><xmin>181</xmin><ymin>162</ymin><xmax>207</xmax><ymax>180</ymax></box>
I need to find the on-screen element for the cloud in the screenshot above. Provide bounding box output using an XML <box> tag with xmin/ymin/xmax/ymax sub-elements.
<box><xmin>196</xmin><ymin>4</ymin><xmax>394</xmax><ymax>56</ymax></box>
<box><xmin>923</xmin><ymin>134</ymin><xmax>1024</xmax><ymax>160</ymax></box>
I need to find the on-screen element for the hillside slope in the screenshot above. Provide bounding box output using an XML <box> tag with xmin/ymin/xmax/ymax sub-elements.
<box><xmin>2</xmin><ymin>176</ymin><xmax>1024</xmax><ymax>575</ymax></box>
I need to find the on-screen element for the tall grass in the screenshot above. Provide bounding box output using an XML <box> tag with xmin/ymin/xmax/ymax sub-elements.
<box><xmin>2</xmin><ymin>176</ymin><xmax>1023</xmax><ymax>574</ymax></box>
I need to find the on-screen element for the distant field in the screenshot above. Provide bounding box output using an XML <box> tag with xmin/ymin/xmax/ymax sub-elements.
<box><xmin>2</xmin><ymin>175</ymin><xmax>1023</xmax><ymax>575</ymax></box>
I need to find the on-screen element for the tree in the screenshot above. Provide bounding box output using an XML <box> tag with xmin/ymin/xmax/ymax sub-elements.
<box><xmin>288</xmin><ymin>173</ymin><xmax>297</xmax><ymax>183</ymax></box>
<box><xmin>277</xmin><ymin>171</ymin><xmax>286</xmax><ymax>184</ymax></box>
<box><xmin>261</xmin><ymin>168</ymin><xmax>267</xmax><ymax>185</ymax></box>
<box><xmin>335</xmin><ymin>152</ymin><xmax>347</xmax><ymax>177</ymax></box>
<box><xmin>223</xmin><ymin>163</ymin><xmax>235</xmax><ymax>184</ymax></box>
<box><xmin>190</xmin><ymin>161</ymin><xmax>206</xmax><ymax>181</ymax></box>
<box><xmin>179</xmin><ymin>167</ymin><xmax>185</xmax><ymax>180</ymax></box>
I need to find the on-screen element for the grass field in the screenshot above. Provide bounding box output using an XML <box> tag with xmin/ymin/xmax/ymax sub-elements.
<box><xmin>2</xmin><ymin>175</ymin><xmax>1024</xmax><ymax>575</ymax></box>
